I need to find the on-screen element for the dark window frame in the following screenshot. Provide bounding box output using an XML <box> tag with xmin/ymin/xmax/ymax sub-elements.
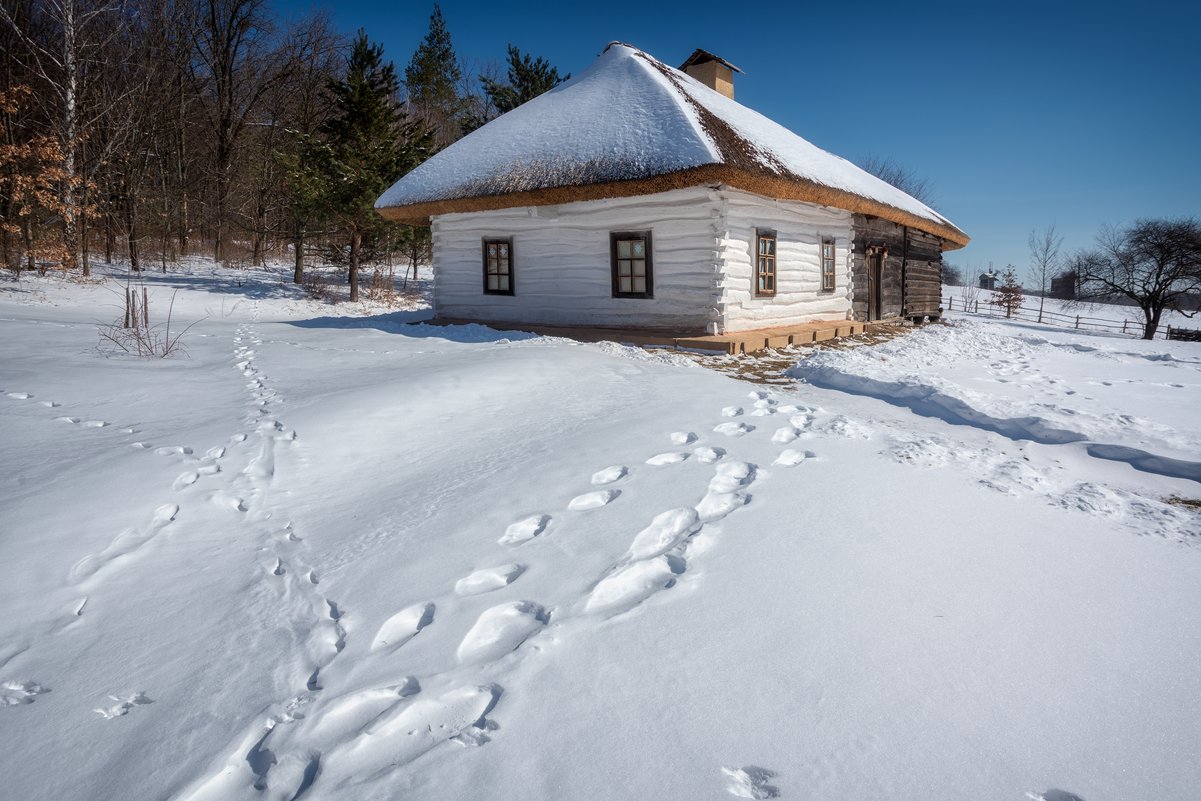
<box><xmin>482</xmin><ymin>236</ymin><xmax>515</xmax><ymax>296</ymax></box>
<box><xmin>755</xmin><ymin>228</ymin><xmax>777</xmax><ymax>297</ymax></box>
<box><xmin>610</xmin><ymin>230</ymin><xmax>654</xmax><ymax>299</ymax></box>
<box><xmin>820</xmin><ymin>236</ymin><xmax>836</xmax><ymax>292</ymax></box>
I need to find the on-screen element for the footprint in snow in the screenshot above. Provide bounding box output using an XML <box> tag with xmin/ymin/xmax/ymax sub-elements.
<box><xmin>5</xmin><ymin>391</ymin><xmax>32</xmax><ymax>400</ymax></box>
<box><xmin>646</xmin><ymin>452</ymin><xmax>688</xmax><ymax>466</ymax></box>
<box><xmin>39</xmin><ymin>400</ymin><xmax>59</xmax><ymax>408</ymax></box>
<box><xmin>771</xmin><ymin>426</ymin><xmax>799</xmax><ymax>444</ymax></box>
<box><xmin>625</xmin><ymin>508</ymin><xmax>701</xmax><ymax>562</ymax></box>
<box><xmin>696</xmin><ymin>462</ymin><xmax>755</xmax><ymax>523</ymax></box>
<box><xmin>585</xmin><ymin>556</ymin><xmax>682</xmax><ymax>616</ymax></box>
<box><xmin>82</xmin><ymin>420</ymin><xmax>108</xmax><ymax>428</ymax></box>
<box><xmin>722</xmin><ymin>765</ymin><xmax>779</xmax><ymax>799</ymax></box>
<box><xmin>693</xmin><ymin>446</ymin><xmax>725</xmax><ymax>463</ymax></box>
<box><xmin>320</xmin><ymin>685</ymin><xmax>501</xmax><ymax>782</ymax></box>
<box><xmin>173</xmin><ymin>471</ymin><xmax>199</xmax><ymax>490</ymax></box>
<box><xmin>772</xmin><ymin>449</ymin><xmax>813</xmax><ymax>467</ymax></box>
<box><xmin>370</xmin><ymin>602</ymin><xmax>434</xmax><ymax>652</ymax></box>
<box><xmin>56</xmin><ymin>416</ymin><xmax>80</xmax><ymax>424</ymax></box>
<box><xmin>456</xmin><ymin>601</ymin><xmax>547</xmax><ymax>664</ymax></box>
<box><xmin>94</xmin><ymin>692</ymin><xmax>153</xmax><ymax>719</ymax></box>
<box><xmin>499</xmin><ymin>514</ymin><xmax>549</xmax><ymax>545</ymax></box>
<box><xmin>155</xmin><ymin>445</ymin><xmax>193</xmax><ymax>456</ymax></box>
<box><xmin>670</xmin><ymin>431</ymin><xmax>697</xmax><ymax>445</ymax></box>
<box><xmin>1</xmin><ymin>680</ymin><xmax>49</xmax><ymax>706</ymax></box>
<box><xmin>591</xmin><ymin>465</ymin><xmax>627</xmax><ymax>485</ymax></box>
<box><xmin>210</xmin><ymin>492</ymin><xmax>247</xmax><ymax>513</ymax></box>
<box><xmin>568</xmin><ymin>489</ymin><xmax>620</xmax><ymax>511</ymax></box>
<box><xmin>721</xmin><ymin>406</ymin><xmax>743</xmax><ymax>417</ymax></box>
<box><xmin>455</xmin><ymin>564</ymin><xmax>526</xmax><ymax>596</ymax></box>
<box><xmin>205</xmin><ymin>446</ymin><xmax>226</xmax><ymax>459</ymax></box>
<box><xmin>713</xmin><ymin>421</ymin><xmax>754</xmax><ymax>437</ymax></box>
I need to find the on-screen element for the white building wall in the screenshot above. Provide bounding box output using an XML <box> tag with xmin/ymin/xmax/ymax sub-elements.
<box><xmin>716</xmin><ymin>188</ymin><xmax>854</xmax><ymax>332</ymax></box>
<box><xmin>432</xmin><ymin>187</ymin><xmax>722</xmax><ymax>331</ymax></box>
<box><xmin>431</xmin><ymin>185</ymin><xmax>854</xmax><ymax>334</ymax></box>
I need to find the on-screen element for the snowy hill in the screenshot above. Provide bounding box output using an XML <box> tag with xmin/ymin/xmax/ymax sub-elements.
<box><xmin>1</xmin><ymin>266</ymin><xmax>1198</xmax><ymax>801</ymax></box>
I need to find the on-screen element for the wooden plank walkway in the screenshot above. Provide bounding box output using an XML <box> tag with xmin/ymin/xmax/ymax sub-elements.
<box><xmin>426</xmin><ymin>318</ymin><xmax>867</xmax><ymax>354</ymax></box>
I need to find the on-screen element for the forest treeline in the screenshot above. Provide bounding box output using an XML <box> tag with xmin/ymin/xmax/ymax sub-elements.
<box><xmin>0</xmin><ymin>1</ymin><xmax>566</xmax><ymax>299</ymax></box>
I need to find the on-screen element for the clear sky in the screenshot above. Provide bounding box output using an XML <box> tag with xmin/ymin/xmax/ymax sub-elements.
<box><xmin>275</xmin><ymin>0</ymin><xmax>1200</xmax><ymax>279</ymax></box>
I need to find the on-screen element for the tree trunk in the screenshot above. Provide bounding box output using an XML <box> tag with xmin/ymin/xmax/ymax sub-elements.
<box><xmin>126</xmin><ymin>197</ymin><xmax>140</xmax><ymax>271</ymax></box>
<box><xmin>348</xmin><ymin>227</ymin><xmax>361</xmax><ymax>302</ymax></box>
<box><xmin>1143</xmin><ymin>306</ymin><xmax>1162</xmax><ymax>340</ymax></box>
<box><xmin>292</xmin><ymin>220</ymin><xmax>304</xmax><ymax>284</ymax></box>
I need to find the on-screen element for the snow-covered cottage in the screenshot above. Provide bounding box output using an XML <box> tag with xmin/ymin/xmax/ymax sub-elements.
<box><xmin>376</xmin><ymin>43</ymin><xmax>968</xmax><ymax>335</ymax></box>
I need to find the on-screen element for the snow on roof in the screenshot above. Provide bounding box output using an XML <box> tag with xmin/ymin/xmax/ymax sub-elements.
<box><xmin>377</xmin><ymin>43</ymin><xmax>968</xmax><ymax>248</ymax></box>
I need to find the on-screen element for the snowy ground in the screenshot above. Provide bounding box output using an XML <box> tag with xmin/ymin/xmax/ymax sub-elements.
<box><xmin>1</xmin><ymin>264</ymin><xmax>1199</xmax><ymax>801</ymax></box>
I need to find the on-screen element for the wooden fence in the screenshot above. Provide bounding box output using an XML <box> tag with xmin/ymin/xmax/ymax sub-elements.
<box><xmin>941</xmin><ymin>294</ymin><xmax>1176</xmax><ymax>340</ymax></box>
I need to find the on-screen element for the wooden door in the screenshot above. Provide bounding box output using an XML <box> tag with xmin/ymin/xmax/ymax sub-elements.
<box><xmin>868</xmin><ymin>250</ymin><xmax>883</xmax><ymax>321</ymax></box>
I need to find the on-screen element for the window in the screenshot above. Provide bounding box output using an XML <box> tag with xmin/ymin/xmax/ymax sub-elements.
<box><xmin>483</xmin><ymin>237</ymin><xmax>514</xmax><ymax>295</ymax></box>
<box><xmin>611</xmin><ymin>231</ymin><xmax>653</xmax><ymax>298</ymax></box>
<box><xmin>755</xmin><ymin>229</ymin><xmax>777</xmax><ymax>296</ymax></box>
<box><xmin>821</xmin><ymin>237</ymin><xmax>836</xmax><ymax>292</ymax></box>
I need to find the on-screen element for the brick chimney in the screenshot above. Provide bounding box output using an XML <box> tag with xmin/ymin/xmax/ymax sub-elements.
<box><xmin>679</xmin><ymin>49</ymin><xmax>742</xmax><ymax>100</ymax></box>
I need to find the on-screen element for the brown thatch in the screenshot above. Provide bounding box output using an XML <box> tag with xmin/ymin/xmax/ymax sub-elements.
<box><xmin>378</xmin><ymin>163</ymin><xmax>970</xmax><ymax>248</ymax></box>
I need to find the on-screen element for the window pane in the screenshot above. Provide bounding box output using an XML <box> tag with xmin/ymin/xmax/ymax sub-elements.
<box><xmin>619</xmin><ymin>277</ymin><xmax>632</xmax><ymax>293</ymax></box>
<box><xmin>498</xmin><ymin>276</ymin><xmax>509</xmax><ymax>291</ymax></box>
<box><xmin>618</xmin><ymin>259</ymin><xmax>631</xmax><ymax>276</ymax></box>
<box><xmin>487</xmin><ymin>275</ymin><xmax>499</xmax><ymax>290</ymax></box>
<box><xmin>632</xmin><ymin>277</ymin><xmax>645</xmax><ymax>294</ymax></box>
<box><xmin>632</xmin><ymin>240</ymin><xmax>644</xmax><ymax>257</ymax></box>
<box><xmin>767</xmin><ymin>239</ymin><xmax>775</xmax><ymax>255</ymax></box>
<box><xmin>498</xmin><ymin>243</ymin><xmax>508</xmax><ymax>258</ymax></box>
<box><xmin>618</xmin><ymin>240</ymin><xmax>631</xmax><ymax>258</ymax></box>
<box><xmin>631</xmin><ymin>258</ymin><xmax>645</xmax><ymax>278</ymax></box>
<box><xmin>487</xmin><ymin>244</ymin><xmax>497</xmax><ymax>257</ymax></box>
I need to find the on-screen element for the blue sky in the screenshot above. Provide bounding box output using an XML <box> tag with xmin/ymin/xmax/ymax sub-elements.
<box><xmin>277</xmin><ymin>0</ymin><xmax>1200</xmax><ymax>279</ymax></box>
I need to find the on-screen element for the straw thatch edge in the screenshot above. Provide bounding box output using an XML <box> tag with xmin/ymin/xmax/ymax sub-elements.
<box><xmin>377</xmin><ymin>165</ymin><xmax>970</xmax><ymax>250</ymax></box>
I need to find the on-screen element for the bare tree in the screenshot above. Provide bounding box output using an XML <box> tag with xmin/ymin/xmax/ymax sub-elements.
<box><xmin>1071</xmin><ymin>218</ymin><xmax>1201</xmax><ymax>340</ymax></box>
<box><xmin>191</xmin><ymin>0</ymin><xmax>285</xmax><ymax>263</ymax></box>
<box><xmin>860</xmin><ymin>155</ymin><xmax>936</xmax><ymax>208</ymax></box>
<box><xmin>1028</xmin><ymin>223</ymin><xmax>1063</xmax><ymax>323</ymax></box>
<box><xmin>1</xmin><ymin>0</ymin><xmax>129</xmax><ymax>274</ymax></box>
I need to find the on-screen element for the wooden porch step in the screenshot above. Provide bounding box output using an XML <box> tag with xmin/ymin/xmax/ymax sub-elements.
<box><xmin>425</xmin><ymin>318</ymin><xmax>866</xmax><ymax>355</ymax></box>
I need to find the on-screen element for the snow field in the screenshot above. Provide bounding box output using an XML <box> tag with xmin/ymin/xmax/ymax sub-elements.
<box><xmin>0</xmin><ymin>265</ymin><xmax>1199</xmax><ymax>801</ymax></box>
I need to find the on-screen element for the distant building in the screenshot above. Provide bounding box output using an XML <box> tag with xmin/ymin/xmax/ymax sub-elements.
<box><xmin>1050</xmin><ymin>271</ymin><xmax>1077</xmax><ymax>299</ymax></box>
<box><xmin>979</xmin><ymin>272</ymin><xmax>997</xmax><ymax>290</ymax></box>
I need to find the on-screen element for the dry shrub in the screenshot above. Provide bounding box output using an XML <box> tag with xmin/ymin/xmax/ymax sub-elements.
<box><xmin>98</xmin><ymin>284</ymin><xmax>199</xmax><ymax>357</ymax></box>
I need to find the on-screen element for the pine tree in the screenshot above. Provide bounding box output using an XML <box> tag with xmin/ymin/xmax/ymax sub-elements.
<box><xmin>403</xmin><ymin>4</ymin><xmax>462</xmax><ymax>146</ymax></box>
<box><xmin>310</xmin><ymin>30</ymin><xmax>432</xmax><ymax>302</ymax></box>
<box><xmin>991</xmin><ymin>266</ymin><xmax>1024</xmax><ymax>319</ymax></box>
<box><xmin>480</xmin><ymin>45</ymin><xmax>569</xmax><ymax>116</ymax></box>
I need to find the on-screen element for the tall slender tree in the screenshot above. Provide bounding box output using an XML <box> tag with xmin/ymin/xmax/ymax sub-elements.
<box><xmin>403</xmin><ymin>4</ymin><xmax>461</xmax><ymax>146</ymax></box>
<box><xmin>311</xmin><ymin>30</ymin><xmax>431</xmax><ymax>302</ymax></box>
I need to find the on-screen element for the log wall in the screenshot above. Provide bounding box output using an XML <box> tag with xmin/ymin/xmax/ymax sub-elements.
<box><xmin>851</xmin><ymin>214</ymin><xmax>945</xmax><ymax>322</ymax></box>
<box><xmin>432</xmin><ymin>187</ymin><xmax>721</xmax><ymax>332</ymax></box>
<box><xmin>716</xmin><ymin>188</ymin><xmax>853</xmax><ymax>332</ymax></box>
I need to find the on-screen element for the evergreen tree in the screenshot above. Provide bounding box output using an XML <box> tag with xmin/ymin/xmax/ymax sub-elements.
<box><xmin>403</xmin><ymin>4</ymin><xmax>462</xmax><ymax>146</ymax></box>
<box><xmin>480</xmin><ymin>45</ymin><xmax>569</xmax><ymax>116</ymax></box>
<box><xmin>309</xmin><ymin>30</ymin><xmax>432</xmax><ymax>302</ymax></box>
<box><xmin>991</xmin><ymin>266</ymin><xmax>1024</xmax><ymax>319</ymax></box>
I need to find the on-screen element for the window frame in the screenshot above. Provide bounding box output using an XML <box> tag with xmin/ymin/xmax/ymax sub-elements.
<box><xmin>610</xmin><ymin>230</ymin><xmax>654</xmax><ymax>299</ymax></box>
<box><xmin>482</xmin><ymin>236</ymin><xmax>515</xmax><ymax>296</ymax></box>
<box><xmin>820</xmin><ymin>236</ymin><xmax>837</xmax><ymax>293</ymax></box>
<box><xmin>754</xmin><ymin>228</ymin><xmax>777</xmax><ymax>297</ymax></box>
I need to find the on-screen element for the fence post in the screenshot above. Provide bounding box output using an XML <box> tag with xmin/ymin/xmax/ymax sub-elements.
<box><xmin>1122</xmin><ymin>320</ymin><xmax>1127</xmax><ymax>334</ymax></box>
<box><xmin>1075</xmin><ymin>316</ymin><xmax>1080</xmax><ymax>329</ymax></box>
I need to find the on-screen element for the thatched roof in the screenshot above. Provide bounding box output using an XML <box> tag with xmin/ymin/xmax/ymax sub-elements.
<box><xmin>376</xmin><ymin>43</ymin><xmax>968</xmax><ymax>249</ymax></box>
